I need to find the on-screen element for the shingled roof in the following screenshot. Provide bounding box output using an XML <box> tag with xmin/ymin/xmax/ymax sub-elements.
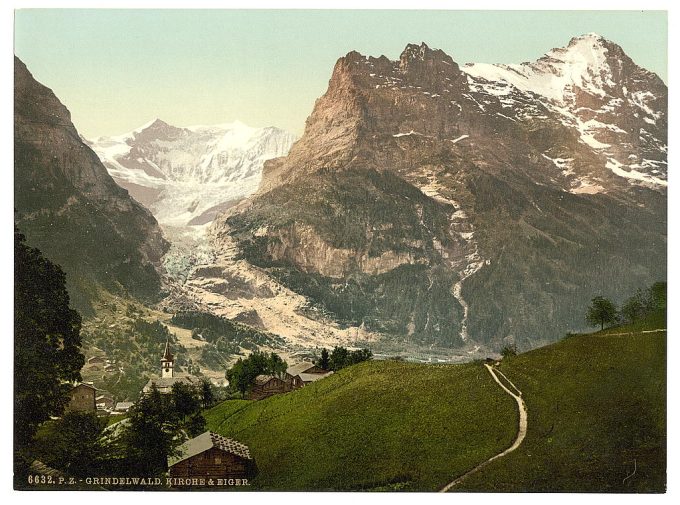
<box><xmin>253</xmin><ymin>374</ymin><xmax>280</xmax><ymax>385</ymax></box>
<box><xmin>168</xmin><ymin>432</ymin><xmax>252</xmax><ymax>467</ymax></box>
<box><xmin>286</xmin><ymin>362</ymin><xmax>317</xmax><ymax>376</ymax></box>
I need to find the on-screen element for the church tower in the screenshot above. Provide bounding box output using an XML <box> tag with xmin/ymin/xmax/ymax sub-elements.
<box><xmin>161</xmin><ymin>340</ymin><xmax>174</xmax><ymax>378</ymax></box>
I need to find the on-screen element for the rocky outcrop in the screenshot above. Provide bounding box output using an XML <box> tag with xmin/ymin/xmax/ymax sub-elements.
<box><xmin>214</xmin><ymin>36</ymin><xmax>666</xmax><ymax>349</ymax></box>
<box><xmin>14</xmin><ymin>57</ymin><xmax>169</xmax><ymax>311</ymax></box>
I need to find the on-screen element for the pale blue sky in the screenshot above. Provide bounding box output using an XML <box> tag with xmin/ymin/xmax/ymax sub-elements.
<box><xmin>14</xmin><ymin>9</ymin><xmax>667</xmax><ymax>138</ymax></box>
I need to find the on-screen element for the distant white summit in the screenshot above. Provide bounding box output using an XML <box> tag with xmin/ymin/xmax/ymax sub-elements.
<box><xmin>89</xmin><ymin>120</ymin><xmax>297</xmax><ymax>227</ymax></box>
<box><xmin>463</xmin><ymin>33</ymin><xmax>653</xmax><ymax>103</ymax></box>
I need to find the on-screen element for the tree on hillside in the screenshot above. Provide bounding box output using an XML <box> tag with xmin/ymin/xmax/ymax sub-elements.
<box><xmin>225</xmin><ymin>351</ymin><xmax>288</xmax><ymax>395</ymax></box>
<box><xmin>621</xmin><ymin>289</ymin><xmax>647</xmax><ymax>324</ymax></box>
<box><xmin>33</xmin><ymin>412</ymin><xmax>106</xmax><ymax>477</ymax></box>
<box><xmin>649</xmin><ymin>281</ymin><xmax>667</xmax><ymax>311</ymax></box>
<box><xmin>201</xmin><ymin>379</ymin><xmax>215</xmax><ymax>408</ymax></box>
<box><xmin>328</xmin><ymin>346</ymin><xmax>373</xmax><ymax>371</ymax></box>
<box><xmin>171</xmin><ymin>382</ymin><xmax>201</xmax><ymax>422</ymax></box>
<box><xmin>14</xmin><ymin>227</ymin><xmax>85</xmax><ymax>480</ymax></box>
<box><xmin>121</xmin><ymin>384</ymin><xmax>184</xmax><ymax>476</ymax></box>
<box><xmin>586</xmin><ymin>296</ymin><xmax>618</xmax><ymax>331</ymax></box>
<box><xmin>318</xmin><ymin>348</ymin><xmax>330</xmax><ymax>370</ymax></box>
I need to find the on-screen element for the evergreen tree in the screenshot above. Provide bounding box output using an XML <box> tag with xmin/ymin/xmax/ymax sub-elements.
<box><xmin>14</xmin><ymin>227</ymin><xmax>84</xmax><ymax>479</ymax></box>
<box><xmin>121</xmin><ymin>385</ymin><xmax>183</xmax><ymax>476</ymax></box>
<box><xmin>319</xmin><ymin>348</ymin><xmax>330</xmax><ymax>370</ymax></box>
<box><xmin>33</xmin><ymin>412</ymin><xmax>106</xmax><ymax>477</ymax></box>
<box><xmin>201</xmin><ymin>379</ymin><xmax>215</xmax><ymax>408</ymax></box>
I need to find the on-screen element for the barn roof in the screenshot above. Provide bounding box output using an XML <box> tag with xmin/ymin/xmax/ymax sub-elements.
<box><xmin>254</xmin><ymin>374</ymin><xmax>284</xmax><ymax>385</ymax></box>
<box><xmin>286</xmin><ymin>362</ymin><xmax>317</xmax><ymax>376</ymax></box>
<box><xmin>298</xmin><ymin>371</ymin><xmax>333</xmax><ymax>383</ymax></box>
<box><xmin>168</xmin><ymin>432</ymin><xmax>252</xmax><ymax>467</ymax></box>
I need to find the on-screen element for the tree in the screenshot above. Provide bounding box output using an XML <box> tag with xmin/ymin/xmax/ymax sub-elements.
<box><xmin>14</xmin><ymin>227</ymin><xmax>84</xmax><ymax>477</ymax></box>
<box><xmin>328</xmin><ymin>346</ymin><xmax>372</xmax><ymax>371</ymax></box>
<box><xmin>329</xmin><ymin>346</ymin><xmax>350</xmax><ymax>371</ymax></box>
<box><xmin>621</xmin><ymin>289</ymin><xmax>646</xmax><ymax>324</ymax></box>
<box><xmin>200</xmin><ymin>379</ymin><xmax>215</xmax><ymax>408</ymax></box>
<box><xmin>586</xmin><ymin>296</ymin><xmax>618</xmax><ymax>331</ymax></box>
<box><xmin>121</xmin><ymin>385</ymin><xmax>184</xmax><ymax>476</ymax></box>
<box><xmin>33</xmin><ymin>412</ymin><xmax>106</xmax><ymax>477</ymax></box>
<box><xmin>186</xmin><ymin>413</ymin><xmax>207</xmax><ymax>438</ymax></box>
<box><xmin>267</xmin><ymin>352</ymin><xmax>288</xmax><ymax>378</ymax></box>
<box><xmin>318</xmin><ymin>348</ymin><xmax>330</xmax><ymax>370</ymax></box>
<box><xmin>171</xmin><ymin>382</ymin><xmax>201</xmax><ymax>421</ymax></box>
<box><xmin>225</xmin><ymin>351</ymin><xmax>288</xmax><ymax>394</ymax></box>
<box><xmin>648</xmin><ymin>282</ymin><xmax>667</xmax><ymax>311</ymax></box>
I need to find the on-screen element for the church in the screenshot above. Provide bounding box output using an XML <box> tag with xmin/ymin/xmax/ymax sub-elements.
<box><xmin>142</xmin><ymin>340</ymin><xmax>197</xmax><ymax>395</ymax></box>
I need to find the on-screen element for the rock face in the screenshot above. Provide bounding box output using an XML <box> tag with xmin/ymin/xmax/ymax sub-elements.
<box><xmin>14</xmin><ymin>57</ymin><xmax>169</xmax><ymax>312</ymax></box>
<box><xmin>88</xmin><ymin>119</ymin><xmax>296</xmax><ymax>227</ymax></box>
<box><xmin>215</xmin><ymin>35</ymin><xmax>667</xmax><ymax>350</ymax></box>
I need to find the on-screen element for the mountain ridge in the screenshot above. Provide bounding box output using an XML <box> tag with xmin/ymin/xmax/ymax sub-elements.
<box><xmin>88</xmin><ymin>119</ymin><xmax>297</xmax><ymax>227</ymax></box>
<box><xmin>14</xmin><ymin>56</ymin><xmax>169</xmax><ymax>312</ymax></box>
<box><xmin>206</xmin><ymin>35</ymin><xmax>666</xmax><ymax>350</ymax></box>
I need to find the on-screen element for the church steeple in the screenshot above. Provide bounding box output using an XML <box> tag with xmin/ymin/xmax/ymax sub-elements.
<box><xmin>161</xmin><ymin>339</ymin><xmax>174</xmax><ymax>378</ymax></box>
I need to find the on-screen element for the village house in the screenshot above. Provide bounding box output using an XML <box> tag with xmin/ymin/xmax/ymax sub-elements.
<box><xmin>285</xmin><ymin>362</ymin><xmax>333</xmax><ymax>390</ymax></box>
<box><xmin>246</xmin><ymin>362</ymin><xmax>333</xmax><ymax>399</ymax></box>
<box><xmin>168</xmin><ymin>431</ymin><xmax>257</xmax><ymax>486</ymax></box>
<box><xmin>66</xmin><ymin>382</ymin><xmax>97</xmax><ymax>413</ymax></box>
<box><xmin>246</xmin><ymin>374</ymin><xmax>291</xmax><ymax>400</ymax></box>
<box><xmin>96</xmin><ymin>394</ymin><xmax>115</xmax><ymax>411</ymax></box>
<box><xmin>87</xmin><ymin>356</ymin><xmax>106</xmax><ymax>365</ymax></box>
<box><xmin>114</xmin><ymin>401</ymin><xmax>134</xmax><ymax>413</ymax></box>
<box><xmin>142</xmin><ymin>340</ymin><xmax>197</xmax><ymax>395</ymax></box>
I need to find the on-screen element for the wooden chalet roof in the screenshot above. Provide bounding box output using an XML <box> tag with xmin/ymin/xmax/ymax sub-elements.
<box><xmin>286</xmin><ymin>362</ymin><xmax>318</xmax><ymax>376</ymax></box>
<box><xmin>168</xmin><ymin>432</ymin><xmax>252</xmax><ymax>467</ymax></box>
<box><xmin>253</xmin><ymin>374</ymin><xmax>281</xmax><ymax>386</ymax></box>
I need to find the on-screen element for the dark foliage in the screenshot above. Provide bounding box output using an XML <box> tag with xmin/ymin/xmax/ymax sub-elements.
<box><xmin>226</xmin><ymin>351</ymin><xmax>288</xmax><ymax>394</ymax></box>
<box><xmin>327</xmin><ymin>346</ymin><xmax>373</xmax><ymax>371</ymax></box>
<box><xmin>14</xmin><ymin>227</ymin><xmax>84</xmax><ymax>481</ymax></box>
<box><xmin>33</xmin><ymin>412</ymin><xmax>106</xmax><ymax>477</ymax></box>
<box><xmin>586</xmin><ymin>296</ymin><xmax>619</xmax><ymax>331</ymax></box>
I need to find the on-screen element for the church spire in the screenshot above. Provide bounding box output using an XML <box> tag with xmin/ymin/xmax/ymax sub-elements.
<box><xmin>161</xmin><ymin>339</ymin><xmax>174</xmax><ymax>378</ymax></box>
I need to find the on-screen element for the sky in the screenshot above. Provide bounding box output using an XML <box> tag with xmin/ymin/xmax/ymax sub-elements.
<box><xmin>14</xmin><ymin>9</ymin><xmax>668</xmax><ymax>138</ymax></box>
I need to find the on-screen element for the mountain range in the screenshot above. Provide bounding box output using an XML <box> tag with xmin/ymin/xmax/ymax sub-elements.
<box><xmin>14</xmin><ymin>33</ymin><xmax>667</xmax><ymax>353</ymax></box>
<box><xmin>203</xmin><ymin>33</ymin><xmax>666</xmax><ymax>351</ymax></box>
<box><xmin>87</xmin><ymin>119</ymin><xmax>296</xmax><ymax>227</ymax></box>
<box><xmin>14</xmin><ymin>57</ymin><xmax>169</xmax><ymax>313</ymax></box>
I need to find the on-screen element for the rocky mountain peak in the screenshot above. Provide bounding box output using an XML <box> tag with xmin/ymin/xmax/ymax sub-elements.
<box><xmin>133</xmin><ymin>117</ymin><xmax>186</xmax><ymax>143</ymax></box>
<box><xmin>398</xmin><ymin>42</ymin><xmax>461</xmax><ymax>87</ymax></box>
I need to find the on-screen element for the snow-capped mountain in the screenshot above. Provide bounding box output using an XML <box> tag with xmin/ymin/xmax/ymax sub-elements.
<box><xmin>462</xmin><ymin>33</ymin><xmax>667</xmax><ymax>191</ymax></box>
<box><xmin>88</xmin><ymin>119</ymin><xmax>297</xmax><ymax>227</ymax></box>
<box><xmin>199</xmin><ymin>34</ymin><xmax>666</xmax><ymax>350</ymax></box>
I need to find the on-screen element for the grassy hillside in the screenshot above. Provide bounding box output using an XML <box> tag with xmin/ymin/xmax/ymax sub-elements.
<box><xmin>205</xmin><ymin>360</ymin><xmax>517</xmax><ymax>490</ymax></box>
<box><xmin>204</xmin><ymin>312</ymin><xmax>665</xmax><ymax>492</ymax></box>
<box><xmin>458</xmin><ymin>315</ymin><xmax>666</xmax><ymax>492</ymax></box>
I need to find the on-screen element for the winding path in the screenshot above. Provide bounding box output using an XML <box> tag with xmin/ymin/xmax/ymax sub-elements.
<box><xmin>439</xmin><ymin>364</ymin><xmax>528</xmax><ymax>492</ymax></box>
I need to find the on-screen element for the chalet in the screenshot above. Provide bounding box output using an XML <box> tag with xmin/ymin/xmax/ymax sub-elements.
<box><xmin>114</xmin><ymin>401</ymin><xmax>134</xmax><ymax>413</ymax></box>
<box><xmin>96</xmin><ymin>394</ymin><xmax>115</xmax><ymax>410</ymax></box>
<box><xmin>87</xmin><ymin>356</ymin><xmax>106</xmax><ymax>365</ymax></box>
<box><xmin>66</xmin><ymin>383</ymin><xmax>97</xmax><ymax>413</ymax></box>
<box><xmin>247</xmin><ymin>374</ymin><xmax>291</xmax><ymax>400</ymax></box>
<box><xmin>286</xmin><ymin>362</ymin><xmax>333</xmax><ymax>390</ymax></box>
<box><xmin>286</xmin><ymin>362</ymin><xmax>327</xmax><ymax>378</ymax></box>
<box><xmin>168</xmin><ymin>431</ymin><xmax>257</xmax><ymax>486</ymax></box>
<box><xmin>142</xmin><ymin>340</ymin><xmax>197</xmax><ymax>395</ymax></box>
